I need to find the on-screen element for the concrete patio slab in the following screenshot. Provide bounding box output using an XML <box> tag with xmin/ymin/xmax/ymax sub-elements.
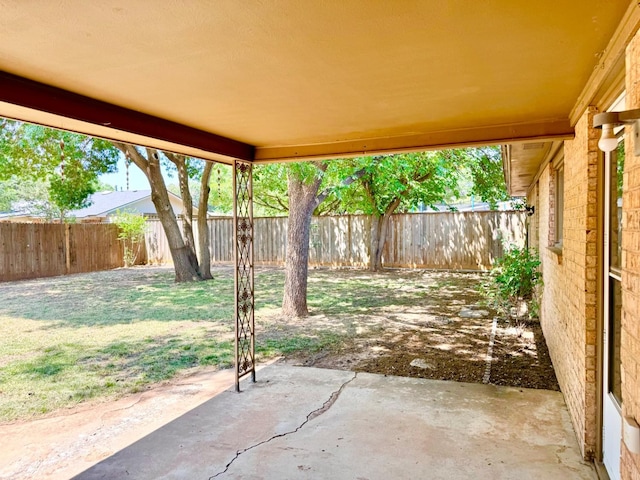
<box><xmin>72</xmin><ymin>365</ymin><xmax>595</xmax><ymax>480</ymax></box>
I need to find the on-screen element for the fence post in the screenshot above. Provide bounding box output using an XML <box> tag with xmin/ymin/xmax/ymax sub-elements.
<box><xmin>64</xmin><ymin>224</ymin><xmax>71</xmax><ymax>274</ymax></box>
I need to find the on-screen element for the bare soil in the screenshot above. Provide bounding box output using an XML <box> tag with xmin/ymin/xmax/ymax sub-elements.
<box><xmin>278</xmin><ymin>270</ymin><xmax>559</xmax><ymax>391</ymax></box>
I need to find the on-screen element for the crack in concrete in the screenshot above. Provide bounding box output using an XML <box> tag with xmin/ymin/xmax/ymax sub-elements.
<box><xmin>208</xmin><ymin>372</ymin><xmax>358</xmax><ymax>479</ymax></box>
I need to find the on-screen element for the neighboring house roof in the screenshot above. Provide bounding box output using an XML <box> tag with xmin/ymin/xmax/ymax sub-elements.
<box><xmin>68</xmin><ymin>190</ymin><xmax>198</xmax><ymax>218</ymax></box>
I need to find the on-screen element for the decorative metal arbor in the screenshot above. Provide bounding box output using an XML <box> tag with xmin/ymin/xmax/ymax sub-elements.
<box><xmin>233</xmin><ymin>159</ymin><xmax>255</xmax><ymax>391</ymax></box>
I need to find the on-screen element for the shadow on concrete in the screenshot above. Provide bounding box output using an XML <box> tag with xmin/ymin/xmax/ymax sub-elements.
<box><xmin>72</xmin><ymin>365</ymin><xmax>595</xmax><ymax>480</ymax></box>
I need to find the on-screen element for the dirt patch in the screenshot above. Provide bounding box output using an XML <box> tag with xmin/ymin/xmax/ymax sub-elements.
<box><xmin>278</xmin><ymin>270</ymin><xmax>559</xmax><ymax>391</ymax></box>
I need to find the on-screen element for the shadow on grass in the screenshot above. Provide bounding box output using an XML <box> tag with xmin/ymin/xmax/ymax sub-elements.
<box><xmin>0</xmin><ymin>325</ymin><xmax>345</xmax><ymax>421</ymax></box>
<box><xmin>307</xmin><ymin>269</ymin><xmax>485</xmax><ymax>315</ymax></box>
<box><xmin>0</xmin><ymin>267</ymin><xmax>286</xmax><ymax>327</ymax></box>
<box><xmin>0</xmin><ymin>267</ymin><xmax>482</xmax><ymax>328</ymax></box>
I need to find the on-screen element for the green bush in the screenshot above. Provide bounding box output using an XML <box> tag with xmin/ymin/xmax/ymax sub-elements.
<box><xmin>489</xmin><ymin>244</ymin><xmax>542</xmax><ymax>319</ymax></box>
<box><xmin>112</xmin><ymin>210</ymin><xmax>147</xmax><ymax>267</ymax></box>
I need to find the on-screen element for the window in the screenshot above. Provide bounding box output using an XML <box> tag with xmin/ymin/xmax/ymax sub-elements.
<box><xmin>607</xmin><ymin>135</ymin><xmax>624</xmax><ymax>405</ymax></box>
<box><xmin>550</xmin><ymin>159</ymin><xmax>564</xmax><ymax>249</ymax></box>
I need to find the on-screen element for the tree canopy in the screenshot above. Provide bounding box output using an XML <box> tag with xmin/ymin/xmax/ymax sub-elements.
<box><xmin>0</xmin><ymin>119</ymin><xmax>119</xmax><ymax>220</ymax></box>
<box><xmin>251</xmin><ymin>146</ymin><xmax>509</xmax><ymax>218</ymax></box>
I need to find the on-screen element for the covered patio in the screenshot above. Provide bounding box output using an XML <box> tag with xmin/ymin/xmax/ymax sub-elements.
<box><xmin>1</xmin><ymin>364</ymin><xmax>595</xmax><ymax>479</ymax></box>
<box><xmin>1</xmin><ymin>1</ymin><xmax>638</xmax><ymax>477</ymax></box>
<box><xmin>76</xmin><ymin>365</ymin><xmax>595</xmax><ymax>479</ymax></box>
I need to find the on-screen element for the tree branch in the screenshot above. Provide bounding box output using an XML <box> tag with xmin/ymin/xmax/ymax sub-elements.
<box><xmin>253</xmin><ymin>192</ymin><xmax>289</xmax><ymax>213</ymax></box>
<box><xmin>385</xmin><ymin>197</ymin><xmax>402</xmax><ymax>216</ymax></box>
<box><xmin>314</xmin><ymin>166</ymin><xmax>369</xmax><ymax>208</ymax></box>
<box><xmin>112</xmin><ymin>143</ymin><xmax>150</xmax><ymax>179</ymax></box>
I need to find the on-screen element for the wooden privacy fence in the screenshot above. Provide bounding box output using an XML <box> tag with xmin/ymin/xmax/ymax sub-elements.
<box><xmin>0</xmin><ymin>223</ymin><xmax>130</xmax><ymax>282</ymax></box>
<box><xmin>145</xmin><ymin>211</ymin><xmax>525</xmax><ymax>271</ymax></box>
<box><xmin>0</xmin><ymin>211</ymin><xmax>524</xmax><ymax>282</ymax></box>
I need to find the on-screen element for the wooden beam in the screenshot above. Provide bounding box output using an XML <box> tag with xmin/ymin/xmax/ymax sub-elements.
<box><xmin>0</xmin><ymin>71</ymin><xmax>255</xmax><ymax>161</ymax></box>
<box><xmin>254</xmin><ymin>119</ymin><xmax>574</xmax><ymax>163</ymax></box>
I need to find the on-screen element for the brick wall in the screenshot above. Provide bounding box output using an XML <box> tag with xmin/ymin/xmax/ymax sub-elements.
<box><xmin>531</xmin><ymin>108</ymin><xmax>600</xmax><ymax>460</ymax></box>
<box><xmin>621</xmin><ymin>29</ymin><xmax>640</xmax><ymax>480</ymax></box>
<box><xmin>531</xmin><ymin>28</ymin><xmax>640</xmax><ymax>476</ymax></box>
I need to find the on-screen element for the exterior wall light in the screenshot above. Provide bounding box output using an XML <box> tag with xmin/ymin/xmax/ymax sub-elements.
<box><xmin>593</xmin><ymin>109</ymin><xmax>640</xmax><ymax>154</ymax></box>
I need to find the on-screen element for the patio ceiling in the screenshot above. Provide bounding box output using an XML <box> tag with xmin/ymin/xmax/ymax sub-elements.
<box><xmin>0</xmin><ymin>1</ymin><xmax>635</xmax><ymax>167</ymax></box>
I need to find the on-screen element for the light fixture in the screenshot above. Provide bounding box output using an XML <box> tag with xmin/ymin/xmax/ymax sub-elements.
<box><xmin>593</xmin><ymin>109</ymin><xmax>640</xmax><ymax>154</ymax></box>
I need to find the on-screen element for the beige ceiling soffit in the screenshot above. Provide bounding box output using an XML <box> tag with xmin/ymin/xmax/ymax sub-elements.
<box><xmin>0</xmin><ymin>71</ymin><xmax>254</xmax><ymax>162</ymax></box>
<box><xmin>593</xmin><ymin>59</ymin><xmax>626</xmax><ymax>112</ymax></box>
<box><xmin>0</xmin><ymin>102</ymin><xmax>237</xmax><ymax>166</ymax></box>
<box><xmin>527</xmin><ymin>141</ymin><xmax>564</xmax><ymax>195</ymax></box>
<box><xmin>255</xmin><ymin>120</ymin><xmax>574</xmax><ymax>163</ymax></box>
<box><xmin>570</xmin><ymin>1</ymin><xmax>640</xmax><ymax>125</ymax></box>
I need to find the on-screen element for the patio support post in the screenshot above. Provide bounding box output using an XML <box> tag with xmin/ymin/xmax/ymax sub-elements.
<box><xmin>233</xmin><ymin>159</ymin><xmax>256</xmax><ymax>392</ymax></box>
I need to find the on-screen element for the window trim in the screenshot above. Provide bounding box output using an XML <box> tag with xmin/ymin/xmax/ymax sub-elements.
<box><xmin>554</xmin><ymin>161</ymin><xmax>564</xmax><ymax>249</ymax></box>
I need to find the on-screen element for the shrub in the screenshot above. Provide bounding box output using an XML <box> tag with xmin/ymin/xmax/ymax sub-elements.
<box><xmin>488</xmin><ymin>244</ymin><xmax>542</xmax><ymax>319</ymax></box>
<box><xmin>112</xmin><ymin>210</ymin><xmax>147</xmax><ymax>267</ymax></box>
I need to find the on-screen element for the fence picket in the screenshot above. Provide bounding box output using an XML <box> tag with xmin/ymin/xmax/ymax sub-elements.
<box><xmin>0</xmin><ymin>211</ymin><xmax>525</xmax><ymax>282</ymax></box>
<box><xmin>144</xmin><ymin>211</ymin><xmax>525</xmax><ymax>270</ymax></box>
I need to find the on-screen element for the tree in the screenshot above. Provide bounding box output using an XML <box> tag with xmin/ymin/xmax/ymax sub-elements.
<box><xmin>0</xmin><ymin>177</ymin><xmax>49</xmax><ymax>215</ymax></box>
<box><xmin>350</xmin><ymin>152</ymin><xmax>463</xmax><ymax>270</ymax></box>
<box><xmin>347</xmin><ymin>148</ymin><xmax>508</xmax><ymax>271</ymax></box>
<box><xmin>282</xmin><ymin>162</ymin><xmax>327</xmax><ymax>316</ymax></box>
<box><xmin>164</xmin><ymin>152</ymin><xmax>200</xmax><ymax>276</ymax></box>
<box><xmin>113</xmin><ymin>142</ymin><xmax>212</xmax><ymax>282</ymax></box>
<box><xmin>263</xmin><ymin>161</ymin><xmax>368</xmax><ymax>317</ymax></box>
<box><xmin>206</xmin><ymin>164</ymin><xmax>234</xmax><ymax>215</ymax></box>
<box><xmin>0</xmin><ymin>119</ymin><xmax>119</xmax><ymax>221</ymax></box>
<box><xmin>197</xmin><ymin>161</ymin><xmax>214</xmax><ymax>279</ymax></box>
<box><xmin>254</xmin><ymin>148</ymin><xmax>509</xmax><ymax>316</ymax></box>
<box><xmin>252</xmin><ymin>164</ymin><xmax>290</xmax><ymax>216</ymax></box>
<box><xmin>466</xmin><ymin>146</ymin><xmax>511</xmax><ymax>209</ymax></box>
<box><xmin>112</xmin><ymin>210</ymin><xmax>147</xmax><ymax>267</ymax></box>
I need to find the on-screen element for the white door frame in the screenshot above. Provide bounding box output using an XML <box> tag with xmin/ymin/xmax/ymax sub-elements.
<box><xmin>602</xmin><ymin>146</ymin><xmax>623</xmax><ymax>480</ymax></box>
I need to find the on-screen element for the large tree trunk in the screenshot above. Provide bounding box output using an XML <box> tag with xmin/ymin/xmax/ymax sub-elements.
<box><xmin>114</xmin><ymin>144</ymin><xmax>201</xmax><ymax>282</ymax></box>
<box><xmin>369</xmin><ymin>213</ymin><xmax>384</xmax><ymax>272</ymax></box>
<box><xmin>198</xmin><ymin>161</ymin><xmax>214</xmax><ymax>280</ymax></box>
<box><xmin>369</xmin><ymin>198</ymin><xmax>401</xmax><ymax>272</ymax></box>
<box><xmin>166</xmin><ymin>153</ymin><xmax>200</xmax><ymax>275</ymax></box>
<box><xmin>282</xmin><ymin>169</ymin><xmax>324</xmax><ymax>317</ymax></box>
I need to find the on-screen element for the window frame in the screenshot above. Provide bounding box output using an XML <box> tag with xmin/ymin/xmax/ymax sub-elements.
<box><xmin>551</xmin><ymin>157</ymin><xmax>564</xmax><ymax>250</ymax></box>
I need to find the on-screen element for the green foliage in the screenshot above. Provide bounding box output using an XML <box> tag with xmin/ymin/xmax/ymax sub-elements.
<box><xmin>616</xmin><ymin>140</ymin><xmax>625</xmax><ymax>198</ymax></box>
<box><xmin>488</xmin><ymin>245</ymin><xmax>542</xmax><ymax>319</ymax></box>
<box><xmin>0</xmin><ymin>120</ymin><xmax>119</xmax><ymax>181</ymax></box>
<box><xmin>0</xmin><ymin>177</ymin><xmax>79</xmax><ymax>221</ymax></box>
<box><xmin>0</xmin><ymin>119</ymin><xmax>119</xmax><ymax>219</ymax></box>
<box><xmin>250</xmin><ymin>146</ymin><xmax>510</xmax><ymax>217</ymax></box>
<box><xmin>207</xmin><ymin>164</ymin><xmax>234</xmax><ymax>214</ymax></box>
<box><xmin>111</xmin><ymin>210</ymin><xmax>147</xmax><ymax>266</ymax></box>
<box><xmin>253</xmin><ymin>163</ymin><xmax>292</xmax><ymax>215</ymax></box>
<box><xmin>0</xmin><ymin>177</ymin><xmax>23</xmax><ymax>212</ymax></box>
<box><xmin>48</xmin><ymin>159</ymin><xmax>98</xmax><ymax>214</ymax></box>
<box><xmin>347</xmin><ymin>151</ymin><xmax>463</xmax><ymax>215</ymax></box>
<box><xmin>466</xmin><ymin>146</ymin><xmax>511</xmax><ymax>209</ymax></box>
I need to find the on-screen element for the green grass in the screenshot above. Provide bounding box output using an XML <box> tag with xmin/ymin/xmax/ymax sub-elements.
<box><xmin>0</xmin><ymin>267</ymin><xmax>346</xmax><ymax>422</ymax></box>
<box><xmin>0</xmin><ymin>266</ymin><xmax>483</xmax><ymax>422</ymax></box>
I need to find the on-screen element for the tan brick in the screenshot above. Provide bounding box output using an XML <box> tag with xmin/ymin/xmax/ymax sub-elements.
<box><xmin>532</xmin><ymin>107</ymin><xmax>599</xmax><ymax>459</ymax></box>
<box><xmin>621</xmin><ymin>29</ymin><xmax>640</xmax><ymax>480</ymax></box>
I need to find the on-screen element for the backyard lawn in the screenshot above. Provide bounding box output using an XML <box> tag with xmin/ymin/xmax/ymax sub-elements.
<box><xmin>0</xmin><ymin>265</ymin><xmax>557</xmax><ymax>423</ymax></box>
